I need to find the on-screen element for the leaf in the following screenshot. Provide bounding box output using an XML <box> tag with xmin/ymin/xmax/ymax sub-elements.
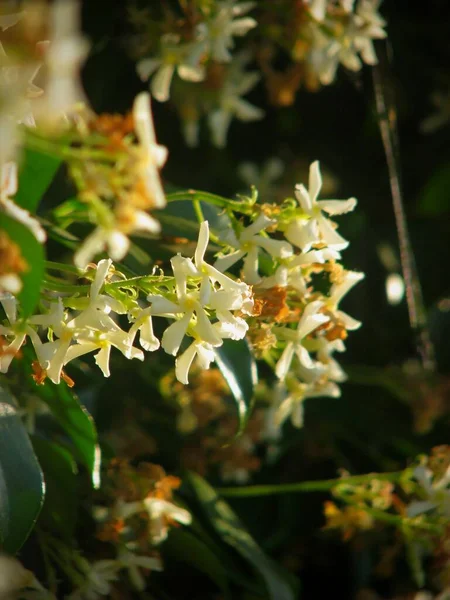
<box><xmin>214</xmin><ymin>339</ymin><xmax>258</xmax><ymax>436</ymax></box>
<box><xmin>0</xmin><ymin>388</ymin><xmax>44</xmax><ymax>553</ymax></box>
<box><xmin>417</xmin><ymin>162</ymin><xmax>450</xmax><ymax>216</ymax></box>
<box><xmin>15</xmin><ymin>148</ymin><xmax>61</xmax><ymax>213</ymax></box>
<box><xmin>0</xmin><ymin>212</ymin><xmax>45</xmax><ymax>317</ymax></box>
<box><xmin>32</xmin><ymin>437</ymin><xmax>78</xmax><ymax>538</ymax></box>
<box><xmin>187</xmin><ymin>473</ymin><xmax>296</xmax><ymax>600</ymax></box>
<box><xmin>162</xmin><ymin>528</ymin><xmax>231</xmax><ymax>598</ymax></box>
<box><xmin>33</xmin><ymin>380</ymin><xmax>100</xmax><ymax>488</ymax></box>
<box><xmin>158</xmin><ymin>200</ymin><xmax>232</xmax><ymax>241</ymax></box>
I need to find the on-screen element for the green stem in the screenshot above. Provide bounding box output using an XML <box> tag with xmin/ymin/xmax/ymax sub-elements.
<box><xmin>45</xmin><ymin>260</ymin><xmax>83</xmax><ymax>275</ymax></box>
<box><xmin>167</xmin><ymin>189</ymin><xmax>254</xmax><ymax>214</ymax></box>
<box><xmin>24</xmin><ymin>131</ymin><xmax>123</xmax><ymax>163</ymax></box>
<box><xmin>217</xmin><ymin>471</ymin><xmax>402</xmax><ymax>497</ymax></box>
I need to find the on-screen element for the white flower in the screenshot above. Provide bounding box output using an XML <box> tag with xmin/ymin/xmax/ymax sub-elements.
<box><xmin>74</xmin><ymin>225</ymin><xmax>130</xmax><ymax>268</ymax></box>
<box><xmin>0</xmin><ymin>294</ymin><xmax>29</xmax><ymax>373</ymax></box>
<box><xmin>32</xmin><ymin>260</ymin><xmax>143</xmax><ymax>383</ymax></box>
<box><xmin>285</xmin><ymin>161</ymin><xmax>357</xmax><ymax>252</ymax></box>
<box><xmin>116</xmin><ymin>497</ymin><xmax>192</xmax><ymax>546</ymax></box>
<box><xmin>1</xmin><ymin>162</ymin><xmax>46</xmax><ymax>243</ymax></box>
<box><xmin>305</xmin><ymin>0</ymin><xmax>386</xmax><ymax>85</ymax></box>
<box><xmin>275</xmin><ymin>300</ymin><xmax>330</xmax><ymax>380</ymax></box>
<box><xmin>67</xmin><ymin>560</ymin><xmax>119</xmax><ymax>600</ymax></box>
<box><xmin>128</xmin><ymin>307</ymin><xmax>160</xmax><ymax>352</ymax></box>
<box><xmin>407</xmin><ymin>463</ymin><xmax>450</xmax><ymax>518</ymax></box>
<box><xmin>258</xmin><ymin>247</ymin><xmax>340</xmax><ymax>295</ymax></box>
<box><xmin>270</xmin><ymin>372</ymin><xmax>341</xmax><ymax>431</ymax></box>
<box><xmin>74</xmin><ymin>92</ymin><xmax>166</xmax><ymax>268</ymax></box>
<box><xmin>34</xmin><ymin>0</ymin><xmax>89</xmax><ymax>124</ymax></box>
<box><xmin>137</xmin><ymin>34</ymin><xmax>205</xmax><ymax>103</ymax></box>
<box><xmin>116</xmin><ymin>549</ymin><xmax>162</xmax><ymax>592</ymax></box>
<box><xmin>143</xmin><ymin>497</ymin><xmax>192</xmax><ymax>545</ymax></box>
<box><xmin>325</xmin><ymin>269</ymin><xmax>365</xmax><ymax>330</ymax></box>
<box><xmin>149</xmin><ymin>221</ymin><xmax>251</xmax><ymax>371</ymax></box>
<box><xmin>175</xmin><ymin>338</ymin><xmax>216</xmax><ymax>385</ymax></box>
<box><xmin>0</xmin><ymin>554</ymin><xmax>43</xmax><ymax>599</ymax></box>
<box><xmin>133</xmin><ymin>92</ymin><xmax>168</xmax><ymax>209</ymax></box>
<box><xmin>208</xmin><ymin>53</ymin><xmax>264</xmax><ymax>148</ymax></box>
<box><xmin>214</xmin><ymin>214</ymin><xmax>293</xmax><ymax>284</ymax></box>
<box><xmin>197</xmin><ymin>1</ymin><xmax>257</xmax><ymax>63</ymax></box>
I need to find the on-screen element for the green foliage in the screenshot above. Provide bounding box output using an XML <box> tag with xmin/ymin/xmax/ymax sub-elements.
<box><xmin>14</xmin><ymin>149</ymin><xmax>61</xmax><ymax>213</ymax></box>
<box><xmin>187</xmin><ymin>472</ymin><xmax>297</xmax><ymax>600</ymax></box>
<box><xmin>32</xmin><ymin>380</ymin><xmax>100</xmax><ymax>487</ymax></box>
<box><xmin>0</xmin><ymin>388</ymin><xmax>44</xmax><ymax>554</ymax></box>
<box><xmin>32</xmin><ymin>437</ymin><xmax>78</xmax><ymax>539</ymax></box>
<box><xmin>214</xmin><ymin>339</ymin><xmax>258</xmax><ymax>436</ymax></box>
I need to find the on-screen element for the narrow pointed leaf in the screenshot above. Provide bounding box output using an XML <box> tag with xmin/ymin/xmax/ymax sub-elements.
<box><xmin>187</xmin><ymin>472</ymin><xmax>296</xmax><ymax>600</ymax></box>
<box><xmin>214</xmin><ymin>338</ymin><xmax>257</xmax><ymax>436</ymax></box>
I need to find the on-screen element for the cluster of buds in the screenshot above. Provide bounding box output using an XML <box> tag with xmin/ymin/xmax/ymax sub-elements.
<box><xmin>323</xmin><ymin>447</ymin><xmax>450</xmax><ymax>587</ymax></box>
<box><xmin>132</xmin><ymin>1</ymin><xmax>263</xmax><ymax>147</ymax></box>
<box><xmin>161</xmin><ymin>367</ymin><xmax>265</xmax><ymax>482</ymax></box>
<box><xmin>298</xmin><ymin>0</ymin><xmax>387</xmax><ymax>88</ymax></box>
<box><xmin>64</xmin><ymin>91</ymin><xmax>167</xmax><ymax>267</ymax></box>
<box><xmin>91</xmin><ymin>460</ymin><xmax>191</xmax><ymax>593</ymax></box>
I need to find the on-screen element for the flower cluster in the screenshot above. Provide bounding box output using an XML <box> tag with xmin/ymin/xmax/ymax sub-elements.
<box><xmin>132</xmin><ymin>1</ymin><xmax>262</xmax><ymax>147</ymax></box>
<box><xmin>213</xmin><ymin>160</ymin><xmax>363</xmax><ymax>430</ymax></box>
<box><xmin>0</xmin><ymin>0</ymin><xmax>88</xmax><ymax>164</ymax></box>
<box><xmin>87</xmin><ymin>460</ymin><xmax>191</xmax><ymax>595</ymax></box>
<box><xmin>1</xmin><ymin>220</ymin><xmax>253</xmax><ymax>385</ymax></box>
<box><xmin>66</xmin><ymin>91</ymin><xmax>168</xmax><ymax>267</ymax></box>
<box><xmin>301</xmin><ymin>0</ymin><xmax>387</xmax><ymax>87</ymax></box>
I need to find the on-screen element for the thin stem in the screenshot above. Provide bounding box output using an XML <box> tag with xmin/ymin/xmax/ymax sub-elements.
<box><xmin>373</xmin><ymin>44</ymin><xmax>435</xmax><ymax>372</ymax></box>
<box><xmin>45</xmin><ymin>260</ymin><xmax>83</xmax><ymax>275</ymax></box>
<box><xmin>217</xmin><ymin>471</ymin><xmax>402</xmax><ymax>497</ymax></box>
<box><xmin>24</xmin><ymin>131</ymin><xmax>124</xmax><ymax>163</ymax></box>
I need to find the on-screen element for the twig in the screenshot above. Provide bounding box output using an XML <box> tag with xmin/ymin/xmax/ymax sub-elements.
<box><xmin>373</xmin><ymin>42</ymin><xmax>435</xmax><ymax>372</ymax></box>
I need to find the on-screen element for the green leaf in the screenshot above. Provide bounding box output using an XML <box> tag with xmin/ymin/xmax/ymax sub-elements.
<box><xmin>0</xmin><ymin>388</ymin><xmax>44</xmax><ymax>553</ymax></box>
<box><xmin>33</xmin><ymin>381</ymin><xmax>100</xmax><ymax>487</ymax></box>
<box><xmin>15</xmin><ymin>148</ymin><xmax>61</xmax><ymax>213</ymax></box>
<box><xmin>187</xmin><ymin>473</ymin><xmax>296</xmax><ymax>600</ymax></box>
<box><xmin>0</xmin><ymin>213</ymin><xmax>45</xmax><ymax>317</ymax></box>
<box><xmin>162</xmin><ymin>528</ymin><xmax>231</xmax><ymax>599</ymax></box>
<box><xmin>32</xmin><ymin>437</ymin><xmax>78</xmax><ymax>538</ymax></box>
<box><xmin>214</xmin><ymin>339</ymin><xmax>258</xmax><ymax>436</ymax></box>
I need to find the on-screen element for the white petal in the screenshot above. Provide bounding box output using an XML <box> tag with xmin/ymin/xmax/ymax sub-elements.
<box><xmin>137</xmin><ymin>58</ymin><xmax>161</xmax><ymax>81</ymax></box>
<box><xmin>195</xmin><ymin>221</ymin><xmax>209</xmax><ymax>268</ymax></box>
<box><xmin>95</xmin><ymin>345</ymin><xmax>111</xmax><ymax>377</ymax></box>
<box><xmin>256</xmin><ymin>237</ymin><xmax>293</xmax><ymax>259</ymax></box>
<box><xmin>275</xmin><ymin>342</ymin><xmax>295</xmax><ymax>380</ymax></box>
<box><xmin>161</xmin><ymin>312</ymin><xmax>192</xmax><ymax>355</ymax></box>
<box><xmin>242</xmin><ymin>245</ymin><xmax>260</xmax><ymax>284</ymax></box>
<box><xmin>285</xmin><ymin>218</ymin><xmax>319</xmax><ymax>252</ymax></box>
<box><xmin>309</xmin><ymin>161</ymin><xmax>322</xmax><ymax>203</ymax></box>
<box><xmin>317</xmin><ymin>215</ymin><xmax>349</xmax><ymax>250</ymax></box>
<box><xmin>214</xmin><ymin>250</ymin><xmax>245</xmax><ymax>273</ymax></box>
<box><xmin>90</xmin><ymin>259</ymin><xmax>112</xmax><ymax>300</ymax></box>
<box><xmin>147</xmin><ymin>296</ymin><xmax>181</xmax><ymax>315</ymax></box>
<box><xmin>316</xmin><ymin>197</ymin><xmax>357</xmax><ymax>215</ymax></box>
<box><xmin>151</xmin><ymin>64</ymin><xmax>175</xmax><ymax>102</ymax></box>
<box><xmin>194</xmin><ymin>305</ymin><xmax>223</xmax><ymax>346</ymax></box>
<box><xmin>335</xmin><ymin>310</ymin><xmax>362</xmax><ymax>330</ymax></box>
<box><xmin>175</xmin><ymin>341</ymin><xmax>197</xmax><ymax>384</ymax></box>
<box><xmin>294</xmin><ymin>184</ymin><xmax>313</xmax><ymax>213</ymax></box>
<box><xmin>139</xmin><ymin>316</ymin><xmax>160</xmax><ymax>352</ymax></box>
